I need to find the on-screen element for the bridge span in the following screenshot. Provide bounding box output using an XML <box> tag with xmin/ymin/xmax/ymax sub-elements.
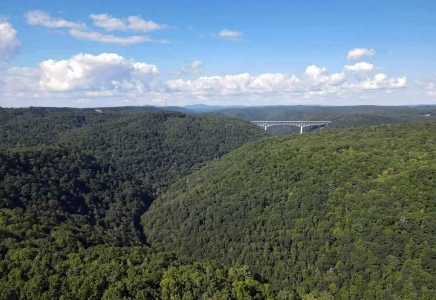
<box><xmin>252</xmin><ymin>121</ymin><xmax>332</xmax><ymax>134</ymax></box>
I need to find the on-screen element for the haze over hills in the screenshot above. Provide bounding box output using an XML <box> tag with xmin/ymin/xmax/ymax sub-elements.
<box><xmin>184</xmin><ymin>104</ymin><xmax>248</xmax><ymax>113</ymax></box>
<box><xmin>163</xmin><ymin>104</ymin><xmax>436</xmax><ymax>135</ymax></box>
<box><xmin>148</xmin><ymin>105</ymin><xmax>436</xmax><ymax>136</ymax></box>
<box><xmin>208</xmin><ymin>105</ymin><xmax>436</xmax><ymax>135</ymax></box>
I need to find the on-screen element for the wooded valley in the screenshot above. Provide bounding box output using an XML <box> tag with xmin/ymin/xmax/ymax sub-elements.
<box><xmin>0</xmin><ymin>106</ymin><xmax>435</xmax><ymax>299</ymax></box>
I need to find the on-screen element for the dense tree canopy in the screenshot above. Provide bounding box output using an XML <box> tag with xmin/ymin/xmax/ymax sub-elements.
<box><xmin>1</xmin><ymin>106</ymin><xmax>436</xmax><ymax>299</ymax></box>
<box><xmin>143</xmin><ymin>122</ymin><xmax>436</xmax><ymax>299</ymax></box>
<box><xmin>0</xmin><ymin>107</ymin><xmax>274</xmax><ymax>299</ymax></box>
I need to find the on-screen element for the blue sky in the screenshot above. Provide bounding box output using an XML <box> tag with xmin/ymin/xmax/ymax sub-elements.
<box><xmin>1</xmin><ymin>0</ymin><xmax>436</xmax><ymax>107</ymax></box>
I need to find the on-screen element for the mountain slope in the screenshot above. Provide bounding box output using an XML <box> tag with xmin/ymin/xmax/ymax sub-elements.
<box><xmin>0</xmin><ymin>108</ymin><xmax>276</xmax><ymax>299</ymax></box>
<box><xmin>0</xmin><ymin>108</ymin><xmax>267</xmax><ymax>246</ymax></box>
<box><xmin>58</xmin><ymin>111</ymin><xmax>268</xmax><ymax>190</ymax></box>
<box><xmin>142</xmin><ymin>122</ymin><xmax>436</xmax><ymax>299</ymax></box>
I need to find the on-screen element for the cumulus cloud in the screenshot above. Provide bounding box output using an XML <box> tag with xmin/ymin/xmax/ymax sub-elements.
<box><xmin>166</xmin><ymin>73</ymin><xmax>302</xmax><ymax>95</ymax></box>
<box><xmin>39</xmin><ymin>53</ymin><xmax>159</xmax><ymax>91</ymax></box>
<box><xmin>69</xmin><ymin>29</ymin><xmax>170</xmax><ymax>45</ymax></box>
<box><xmin>26</xmin><ymin>10</ymin><xmax>85</xmax><ymax>29</ymax></box>
<box><xmin>170</xmin><ymin>58</ymin><xmax>204</xmax><ymax>75</ymax></box>
<box><xmin>218</xmin><ymin>29</ymin><xmax>243</xmax><ymax>40</ymax></box>
<box><xmin>90</xmin><ymin>14</ymin><xmax>167</xmax><ymax>32</ymax></box>
<box><xmin>344</xmin><ymin>62</ymin><xmax>374</xmax><ymax>73</ymax></box>
<box><xmin>248</xmin><ymin>73</ymin><xmax>301</xmax><ymax>92</ymax></box>
<box><xmin>305</xmin><ymin>65</ymin><xmax>346</xmax><ymax>86</ymax></box>
<box><xmin>347</xmin><ymin>48</ymin><xmax>375</xmax><ymax>61</ymax></box>
<box><xmin>0</xmin><ymin>22</ymin><xmax>22</xmax><ymax>65</ymax></box>
<box><xmin>347</xmin><ymin>73</ymin><xmax>406</xmax><ymax>90</ymax></box>
<box><xmin>0</xmin><ymin>50</ymin><xmax>415</xmax><ymax>107</ymax></box>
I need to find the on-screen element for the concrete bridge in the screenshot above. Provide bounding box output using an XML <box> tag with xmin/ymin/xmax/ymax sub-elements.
<box><xmin>252</xmin><ymin>121</ymin><xmax>332</xmax><ymax>134</ymax></box>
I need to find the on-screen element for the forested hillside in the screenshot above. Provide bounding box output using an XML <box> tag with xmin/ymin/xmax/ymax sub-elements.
<box><xmin>143</xmin><ymin>122</ymin><xmax>436</xmax><ymax>299</ymax></box>
<box><xmin>0</xmin><ymin>107</ymin><xmax>267</xmax><ymax>187</ymax></box>
<box><xmin>0</xmin><ymin>107</ymin><xmax>275</xmax><ymax>299</ymax></box>
<box><xmin>2</xmin><ymin>106</ymin><xmax>436</xmax><ymax>299</ymax></box>
<box><xmin>0</xmin><ymin>148</ymin><xmax>274</xmax><ymax>299</ymax></box>
<box><xmin>213</xmin><ymin>105</ymin><xmax>436</xmax><ymax>134</ymax></box>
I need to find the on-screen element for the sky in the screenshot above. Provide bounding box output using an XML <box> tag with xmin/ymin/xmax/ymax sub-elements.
<box><xmin>1</xmin><ymin>0</ymin><xmax>436</xmax><ymax>107</ymax></box>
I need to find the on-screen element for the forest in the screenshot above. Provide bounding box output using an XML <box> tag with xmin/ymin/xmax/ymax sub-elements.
<box><xmin>143</xmin><ymin>122</ymin><xmax>436</xmax><ymax>299</ymax></box>
<box><xmin>1</xmin><ymin>106</ymin><xmax>436</xmax><ymax>299</ymax></box>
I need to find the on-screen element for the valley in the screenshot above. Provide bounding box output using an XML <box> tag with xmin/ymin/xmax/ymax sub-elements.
<box><xmin>0</xmin><ymin>106</ymin><xmax>435</xmax><ymax>299</ymax></box>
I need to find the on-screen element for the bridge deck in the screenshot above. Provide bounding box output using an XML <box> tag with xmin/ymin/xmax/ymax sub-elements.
<box><xmin>251</xmin><ymin>121</ymin><xmax>332</xmax><ymax>133</ymax></box>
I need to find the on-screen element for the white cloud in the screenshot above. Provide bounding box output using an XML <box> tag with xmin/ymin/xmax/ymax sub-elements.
<box><xmin>347</xmin><ymin>48</ymin><xmax>375</xmax><ymax>61</ymax></box>
<box><xmin>218</xmin><ymin>29</ymin><xmax>243</xmax><ymax>40</ymax></box>
<box><xmin>39</xmin><ymin>53</ymin><xmax>159</xmax><ymax>91</ymax></box>
<box><xmin>165</xmin><ymin>66</ymin><xmax>407</xmax><ymax>104</ymax></box>
<box><xmin>69</xmin><ymin>29</ymin><xmax>170</xmax><ymax>45</ymax></box>
<box><xmin>347</xmin><ymin>73</ymin><xmax>406</xmax><ymax>90</ymax></box>
<box><xmin>89</xmin><ymin>14</ymin><xmax>125</xmax><ymax>31</ymax></box>
<box><xmin>166</xmin><ymin>72</ymin><xmax>303</xmax><ymax>95</ymax></box>
<box><xmin>388</xmin><ymin>76</ymin><xmax>407</xmax><ymax>88</ymax></box>
<box><xmin>0</xmin><ymin>51</ymin><xmax>417</xmax><ymax>107</ymax></box>
<box><xmin>26</xmin><ymin>10</ymin><xmax>85</xmax><ymax>29</ymax></box>
<box><xmin>0</xmin><ymin>22</ymin><xmax>22</xmax><ymax>64</ymax></box>
<box><xmin>248</xmin><ymin>73</ymin><xmax>301</xmax><ymax>92</ymax></box>
<box><xmin>127</xmin><ymin>16</ymin><xmax>167</xmax><ymax>32</ymax></box>
<box><xmin>25</xmin><ymin>11</ymin><xmax>169</xmax><ymax>45</ymax></box>
<box><xmin>305</xmin><ymin>65</ymin><xmax>346</xmax><ymax>86</ymax></box>
<box><xmin>90</xmin><ymin>14</ymin><xmax>167</xmax><ymax>32</ymax></box>
<box><xmin>170</xmin><ymin>58</ymin><xmax>204</xmax><ymax>75</ymax></box>
<box><xmin>344</xmin><ymin>62</ymin><xmax>374</xmax><ymax>73</ymax></box>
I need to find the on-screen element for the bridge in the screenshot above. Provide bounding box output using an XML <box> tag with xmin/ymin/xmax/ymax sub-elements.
<box><xmin>252</xmin><ymin>121</ymin><xmax>332</xmax><ymax>134</ymax></box>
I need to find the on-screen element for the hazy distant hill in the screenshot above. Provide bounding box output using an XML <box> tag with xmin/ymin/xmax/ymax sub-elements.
<box><xmin>213</xmin><ymin>105</ymin><xmax>436</xmax><ymax>134</ymax></box>
<box><xmin>143</xmin><ymin>122</ymin><xmax>436</xmax><ymax>299</ymax></box>
<box><xmin>184</xmin><ymin>104</ymin><xmax>248</xmax><ymax>113</ymax></box>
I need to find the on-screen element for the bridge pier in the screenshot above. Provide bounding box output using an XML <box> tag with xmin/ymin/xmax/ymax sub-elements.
<box><xmin>300</xmin><ymin>125</ymin><xmax>303</xmax><ymax>134</ymax></box>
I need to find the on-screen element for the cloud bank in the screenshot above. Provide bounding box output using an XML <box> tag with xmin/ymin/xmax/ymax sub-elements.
<box><xmin>0</xmin><ymin>22</ymin><xmax>417</xmax><ymax>107</ymax></box>
<box><xmin>39</xmin><ymin>53</ymin><xmax>159</xmax><ymax>92</ymax></box>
